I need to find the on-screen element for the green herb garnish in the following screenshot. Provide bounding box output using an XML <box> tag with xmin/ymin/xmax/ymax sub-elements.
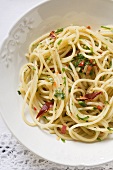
<box><xmin>83</xmin><ymin>45</ymin><xmax>90</xmax><ymax>50</ymax></box>
<box><xmin>110</xmin><ymin>61</ymin><xmax>112</xmax><ymax>68</ymax></box>
<box><xmin>106</xmin><ymin>45</ymin><xmax>108</xmax><ymax>50</ymax></box>
<box><xmin>97</xmin><ymin>137</ymin><xmax>102</xmax><ymax>141</ymax></box>
<box><xmin>42</xmin><ymin>116</ymin><xmax>48</xmax><ymax>120</ymax></box>
<box><xmin>93</xmin><ymin>107</ymin><xmax>97</xmax><ymax>110</ymax></box>
<box><xmin>77</xmin><ymin>53</ymin><xmax>85</xmax><ymax>59</ymax></box>
<box><xmin>17</xmin><ymin>90</ymin><xmax>21</xmax><ymax>95</ymax></box>
<box><xmin>95</xmin><ymin>41</ymin><xmax>99</xmax><ymax>47</ymax></box>
<box><xmin>104</xmin><ymin>101</ymin><xmax>109</xmax><ymax>104</ymax></box>
<box><xmin>47</xmin><ymin>56</ymin><xmax>51</xmax><ymax>61</ymax></box>
<box><xmin>62</xmin><ymin>68</ymin><xmax>65</xmax><ymax>72</ymax></box>
<box><xmin>101</xmin><ymin>26</ymin><xmax>111</xmax><ymax>30</ymax></box>
<box><xmin>110</xmin><ymin>39</ymin><xmax>113</xmax><ymax>43</ymax></box>
<box><xmin>61</xmin><ymin>138</ymin><xmax>65</xmax><ymax>143</ymax></box>
<box><xmin>107</xmin><ymin>127</ymin><xmax>113</xmax><ymax>131</ymax></box>
<box><xmin>77</xmin><ymin>114</ymin><xmax>89</xmax><ymax>121</ymax></box>
<box><xmin>90</xmin><ymin>47</ymin><xmax>93</xmax><ymax>54</ymax></box>
<box><xmin>90</xmin><ymin>70</ymin><xmax>94</xmax><ymax>76</ymax></box>
<box><xmin>57</xmin><ymin>39</ymin><xmax>62</xmax><ymax>45</ymax></box>
<box><xmin>54</xmin><ymin>89</ymin><xmax>65</xmax><ymax>100</ymax></box>
<box><xmin>63</xmin><ymin>77</ymin><xmax>66</xmax><ymax>86</ymax></box>
<box><xmin>69</xmin><ymin>87</ymin><xmax>71</xmax><ymax>93</ymax></box>
<box><xmin>55</xmin><ymin>28</ymin><xmax>63</xmax><ymax>33</ymax></box>
<box><xmin>33</xmin><ymin>67</ymin><xmax>36</xmax><ymax>70</ymax></box>
<box><xmin>101</xmin><ymin>75</ymin><xmax>105</xmax><ymax>80</ymax></box>
<box><xmin>78</xmin><ymin>101</ymin><xmax>87</xmax><ymax>107</ymax></box>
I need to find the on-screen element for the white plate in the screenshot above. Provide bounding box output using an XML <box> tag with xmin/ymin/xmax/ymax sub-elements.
<box><xmin>0</xmin><ymin>0</ymin><xmax>113</xmax><ymax>166</ymax></box>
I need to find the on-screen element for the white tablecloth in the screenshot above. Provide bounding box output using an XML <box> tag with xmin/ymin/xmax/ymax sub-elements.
<box><xmin>0</xmin><ymin>0</ymin><xmax>113</xmax><ymax>169</ymax></box>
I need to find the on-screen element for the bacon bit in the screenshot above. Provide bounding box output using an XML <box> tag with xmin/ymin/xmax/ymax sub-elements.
<box><xmin>99</xmin><ymin>51</ymin><xmax>102</xmax><ymax>54</ymax></box>
<box><xmin>50</xmin><ymin>31</ymin><xmax>56</xmax><ymax>39</ymax></box>
<box><xmin>36</xmin><ymin>101</ymin><xmax>54</xmax><ymax>118</ymax></box>
<box><xmin>76</xmin><ymin>92</ymin><xmax>102</xmax><ymax>101</ymax></box>
<box><xmin>97</xmin><ymin>105</ymin><xmax>103</xmax><ymax>111</ymax></box>
<box><xmin>34</xmin><ymin>107</ymin><xmax>37</xmax><ymax>111</ymax></box>
<box><xmin>61</xmin><ymin>125</ymin><xmax>67</xmax><ymax>134</ymax></box>
<box><xmin>78</xmin><ymin>61</ymin><xmax>84</xmax><ymax>67</ymax></box>
<box><xmin>87</xmin><ymin>26</ymin><xmax>91</xmax><ymax>29</ymax></box>
<box><xmin>86</xmin><ymin>65</ymin><xmax>92</xmax><ymax>75</ymax></box>
<box><xmin>53</xmin><ymin>82</ymin><xmax>57</xmax><ymax>87</ymax></box>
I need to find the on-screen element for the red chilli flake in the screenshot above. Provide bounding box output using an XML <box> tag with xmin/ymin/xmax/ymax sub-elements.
<box><xmin>61</xmin><ymin>125</ymin><xmax>67</xmax><ymax>134</ymax></box>
<box><xmin>86</xmin><ymin>65</ymin><xmax>92</xmax><ymax>75</ymax></box>
<box><xmin>85</xmin><ymin>92</ymin><xmax>102</xmax><ymax>100</ymax></box>
<box><xmin>78</xmin><ymin>61</ymin><xmax>85</xmax><ymax>67</ymax></box>
<box><xmin>36</xmin><ymin>101</ymin><xmax>53</xmax><ymax>119</ymax></box>
<box><xmin>50</xmin><ymin>31</ymin><xmax>56</xmax><ymax>39</ymax></box>
<box><xmin>76</xmin><ymin>92</ymin><xmax>102</xmax><ymax>101</ymax></box>
<box><xmin>34</xmin><ymin>107</ymin><xmax>37</xmax><ymax>111</ymax></box>
<box><xmin>89</xmin><ymin>59</ymin><xmax>93</xmax><ymax>64</ymax></box>
<box><xmin>87</xmin><ymin>26</ymin><xmax>91</xmax><ymax>29</ymax></box>
<box><xmin>97</xmin><ymin>105</ymin><xmax>103</xmax><ymax>111</ymax></box>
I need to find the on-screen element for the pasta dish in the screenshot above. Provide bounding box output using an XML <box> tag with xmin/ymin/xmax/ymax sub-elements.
<box><xmin>18</xmin><ymin>25</ymin><xmax>113</xmax><ymax>142</ymax></box>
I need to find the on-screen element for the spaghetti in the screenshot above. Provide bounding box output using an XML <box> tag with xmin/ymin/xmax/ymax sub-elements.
<box><xmin>18</xmin><ymin>25</ymin><xmax>113</xmax><ymax>142</ymax></box>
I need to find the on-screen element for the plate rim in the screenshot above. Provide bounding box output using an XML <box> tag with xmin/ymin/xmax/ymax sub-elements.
<box><xmin>0</xmin><ymin>0</ymin><xmax>113</xmax><ymax>167</ymax></box>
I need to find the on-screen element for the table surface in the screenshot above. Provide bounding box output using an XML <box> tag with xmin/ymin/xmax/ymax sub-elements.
<box><xmin>0</xmin><ymin>0</ymin><xmax>113</xmax><ymax>169</ymax></box>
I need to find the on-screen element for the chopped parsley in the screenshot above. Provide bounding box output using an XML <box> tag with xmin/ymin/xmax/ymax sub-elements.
<box><xmin>93</xmin><ymin>107</ymin><xmax>97</xmax><ymax>110</ymax></box>
<box><xmin>32</xmin><ymin>67</ymin><xmax>36</xmax><ymax>70</ymax></box>
<box><xmin>97</xmin><ymin>137</ymin><xmax>102</xmax><ymax>141</ymax></box>
<box><xmin>77</xmin><ymin>53</ymin><xmax>85</xmax><ymax>59</ymax></box>
<box><xmin>106</xmin><ymin>45</ymin><xmax>108</xmax><ymax>50</ymax></box>
<box><xmin>62</xmin><ymin>68</ymin><xmax>65</xmax><ymax>72</ymax></box>
<box><xmin>47</xmin><ymin>56</ymin><xmax>51</xmax><ymax>61</ymax></box>
<box><xmin>90</xmin><ymin>47</ymin><xmax>93</xmax><ymax>54</ymax></box>
<box><xmin>69</xmin><ymin>87</ymin><xmax>71</xmax><ymax>93</ymax></box>
<box><xmin>104</xmin><ymin>101</ymin><xmax>109</xmax><ymax>105</ymax></box>
<box><xmin>95</xmin><ymin>41</ymin><xmax>99</xmax><ymax>47</ymax></box>
<box><xmin>55</xmin><ymin>28</ymin><xmax>63</xmax><ymax>33</ymax></box>
<box><xmin>61</xmin><ymin>138</ymin><xmax>65</xmax><ymax>143</ymax></box>
<box><xmin>110</xmin><ymin>61</ymin><xmax>112</xmax><ymax>68</ymax></box>
<box><xmin>78</xmin><ymin>101</ymin><xmax>87</xmax><ymax>107</ymax></box>
<box><xmin>77</xmin><ymin>114</ymin><xmax>89</xmax><ymax>121</ymax></box>
<box><xmin>54</xmin><ymin>88</ymin><xmax>65</xmax><ymax>100</ymax></box>
<box><xmin>83</xmin><ymin>45</ymin><xmax>90</xmax><ymax>50</ymax></box>
<box><xmin>107</xmin><ymin>127</ymin><xmax>113</xmax><ymax>131</ymax></box>
<box><xmin>73</xmin><ymin>53</ymin><xmax>91</xmax><ymax>69</ymax></box>
<box><xmin>57</xmin><ymin>39</ymin><xmax>62</xmax><ymax>45</ymax></box>
<box><xmin>90</xmin><ymin>70</ymin><xmax>94</xmax><ymax>76</ymax></box>
<box><xmin>101</xmin><ymin>75</ymin><xmax>105</xmax><ymax>80</ymax></box>
<box><xmin>101</xmin><ymin>26</ymin><xmax>111</xmax><ymax>30</ymax></box>
<box><xmin>42</xmin><ymin>116</ymin><xmax>48</xmax><ymax>120</ymax></box>
<box><xmin>63</xmin><ymin>77</ymin><xmax>66</xmax><ymax>86</ymax></box>
<box><xmin>110</xmin><ymin>39</ymin><xmax>113</xmax><ymax>43</ymax></box>
<box><xmin>17</xmin><ymin>90</ymin><xmax>21</xmax><ymax>95</ymax></box>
